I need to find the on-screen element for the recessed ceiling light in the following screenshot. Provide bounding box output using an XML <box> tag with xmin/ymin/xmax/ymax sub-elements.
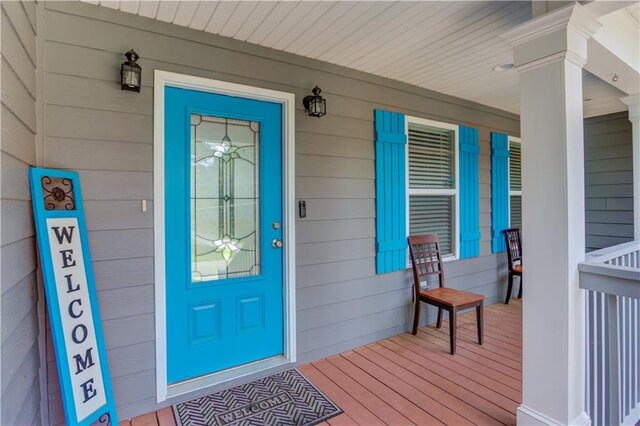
<box><xmin>492</xmin><ymin>63</ymin><xmax>514</xmax><ymax>72</ymax></box>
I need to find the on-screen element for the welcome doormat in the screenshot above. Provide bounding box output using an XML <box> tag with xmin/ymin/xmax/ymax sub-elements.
<box><xmin>172</xmin><ymin>369</ymin><xmax>343</xmax><ymax>426</ymax></box>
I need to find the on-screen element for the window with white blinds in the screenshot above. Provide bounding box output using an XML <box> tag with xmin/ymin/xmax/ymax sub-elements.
<box><xmin>408</xmin><ymin>125</ymin><xmax>455</xmax><ymax>189</ymax></box>
<box><xmin>509</xmin><ymin>137</ymin><xmax>522</xmax><ymax>229</ymax></box>
<box><xmin>407</xmin><ymin>119</ymin><xmax>459</xmax><ymax>258</ymax></box>
<box><xmin>510</xmin><ymin>195</ymin><xmax>522</xmax><ymax>230</ymax></box>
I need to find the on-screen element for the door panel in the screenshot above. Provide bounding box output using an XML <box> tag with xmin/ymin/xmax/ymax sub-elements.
<box><xmin>165</xmin><ymin>87</ymin><xmax>283</xmax><ymax>384</ymax></box>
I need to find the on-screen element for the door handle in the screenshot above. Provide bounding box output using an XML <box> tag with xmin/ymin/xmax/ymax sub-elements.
<box><xmin>272</xmin><ymin>239</ymin><xmax>283</xmax><ymax>249</ymax></box>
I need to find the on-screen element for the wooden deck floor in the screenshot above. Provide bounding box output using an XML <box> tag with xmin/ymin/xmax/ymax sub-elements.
<box><xmin>122</xmin><ymin>300</ymin><xmax>522</xmax><ymax>426</ymax></box>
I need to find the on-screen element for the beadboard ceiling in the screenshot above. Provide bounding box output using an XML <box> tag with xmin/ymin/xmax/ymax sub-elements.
<box><xmin>81</xmin><ymin>0</ymin><xmax>631</xmax><ymax>118</ymax></box>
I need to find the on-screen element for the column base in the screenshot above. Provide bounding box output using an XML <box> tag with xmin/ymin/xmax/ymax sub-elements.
<box><xmin>517</xmin><ymin>404</ymin><xmax>591</xmax><ymax>425</ymax></box>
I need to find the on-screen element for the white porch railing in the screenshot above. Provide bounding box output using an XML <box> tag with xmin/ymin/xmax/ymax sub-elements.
<box><xmin>579</xmin><ymin>241</ymin><xmax>640</xmax><ymax>426</ymax></box>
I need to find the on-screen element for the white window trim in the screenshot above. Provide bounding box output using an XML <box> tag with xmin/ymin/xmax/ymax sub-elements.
<box><xmin>508</xmin><ymin>136</ymin><xmax>522</xmax><ymax>227</ymax></box>
<box><xmin>405</xmin><ymin>116</ymin><xmax>460</xmax><ymax>263</ymax></box>
<box><xmin>153</xmin><ymin>70</ymin><xmax>296</xmax><ymax>402</ymax></box>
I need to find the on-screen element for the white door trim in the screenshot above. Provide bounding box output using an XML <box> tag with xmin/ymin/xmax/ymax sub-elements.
<box><xmin>153</xmin><ymin>70</ymin><xmax>296</xmax><ymax>403</ymax></box>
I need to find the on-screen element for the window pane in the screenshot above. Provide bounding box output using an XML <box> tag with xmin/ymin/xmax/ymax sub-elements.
<box><xmin>510</xmin><ymin>195</ymin><xmax>522</xmax><ymax>230</ymax></box>
<box><xmin>510</xmin><ymin>141</ymin><xmax>521</xmax><ymax>191</ymax></box>
<box><xmin>408</xmin><ymin>123</ymin><xmax>455</xmax><ymax>189</ymax></box>
<box><xmin>190</xmin><ymin>114</ymin><xmax>260</xmax><ymax>282</ymax></box>
<box><xmin>409</xmin><ymin>195</ymin><xmax>455</xmax><ymax>256</ymax></box>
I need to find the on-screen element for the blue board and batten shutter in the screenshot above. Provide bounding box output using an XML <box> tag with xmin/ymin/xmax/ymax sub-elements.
<box><xmin>491</xmin><ymin>132</ymin><xmax>510</xmax><ymax>252</ymax></box>
<box><xmin>459</xmin><ymin>126</ymin><xmax>481</xmax><ymax>258</ymax></box>
<box><xmin>375</xmin><ymin>109</ymin><xmax>407</xmax><ymax>274</ymax></box>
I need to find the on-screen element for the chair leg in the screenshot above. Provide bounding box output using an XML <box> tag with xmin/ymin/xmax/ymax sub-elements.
<box><xmin>449</xmin><ymin>308</ymin><xmax>457</xmax><ymax>355</ymax></box>
<box><xmin>412</xmin><ymin>299</ymin><xmax>420</xmax><ymax>335</ymax></box>
<box><xmin>476</xmin><ymin>302</ymin><xmax>483</xmax><ymax>345</ymax></box>
<box><xmin>505</xmin><ymin>272</ymin><xmax>513</xmax><ymax>304</ymax></box>
<box><xmin>518</xmin><ymin>275</ymin><xmax>523</xmax><ymax>299</ymax></box>
<box><xmin>436</xmin><ymin>308</ymin><xmax>443</xmax><ymax>329</ymax></box>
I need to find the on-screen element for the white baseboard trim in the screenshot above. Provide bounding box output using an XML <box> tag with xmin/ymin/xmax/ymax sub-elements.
<box><xmin>517</xmin><ymin>405</ymin><xmax>559</xmax><ymax>425</ymax></box>
<box><xmin>622</xmin><ymin>401</ymin><xmax>640</xmax><ymax>426</ymax></box>
<box><xmin>571</xmin><ymin>412</ymin><xmax>592</xmax><ymax>426</ymax></box>
<box><xmin>517</xmin><ymin>405</ymin><xmax>591</xmax><ymax>425</ymax></box>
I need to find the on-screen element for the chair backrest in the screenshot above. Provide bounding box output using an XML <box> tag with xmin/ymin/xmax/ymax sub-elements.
<box><xmin>408</xmin><ymin>234</ymin><xmax>445</xmax><ymax>292</ymax></box>
<box><xmin>503</xmin><ymin>228</ymin><xmax>522</xmax><ymax>268</ymax></box>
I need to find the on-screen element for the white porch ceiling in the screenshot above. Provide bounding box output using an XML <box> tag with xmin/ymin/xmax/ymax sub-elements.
<box><xmin>82</xmin><ymin>0</ymin><xmax>633</xmax><ymax>118</ymax></box>
<box><xmin>626</xmin><ymin>1</ymin><xmax>640</xmax><ymax>22</ymax></box>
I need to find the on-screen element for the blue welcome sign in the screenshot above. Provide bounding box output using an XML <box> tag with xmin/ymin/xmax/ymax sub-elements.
<box><xmin>29</xmin><ymin>168</ymin><xmax>117</xmax><ymax>426</ymax></box>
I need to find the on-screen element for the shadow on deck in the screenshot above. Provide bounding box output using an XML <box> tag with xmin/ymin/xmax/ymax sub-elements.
<box><xmin>122</xmin><ymin>300</ymin><xmax>522</xmax><ymax>426</ymax></box>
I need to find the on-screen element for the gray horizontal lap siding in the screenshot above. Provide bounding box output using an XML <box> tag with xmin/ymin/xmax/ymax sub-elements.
<box><xmin>1</xmin><ymin>1</ymin><xmax>41</xmax><ymax>425</ymax></box>
<box><xmin>584</xmin><ymin>112</ymin><xmax>634</xmax><ymax>252</ymax></box>
<box><xmin>41</xmin><ymin>1</ymin><xmax>519</xmax><ymax>421</ymax></box>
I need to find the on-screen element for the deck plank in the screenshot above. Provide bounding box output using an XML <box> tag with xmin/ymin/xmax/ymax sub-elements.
<box><xmin>466</xmin><ymin>321</ymin><xmax>523</xmax><ymax>342</ymax></box>
<box><xmin>407</xmin><ymin>332</ymin><xmax>522</xmax><ymax>389</ymax></box>
<box><xmin>458</xmin><ymin>315</ymin><xmax>522</xmax><ymax>341</ymax></box>
<box><xmin>155</xmin><ymin>407</ymin><xmax>176</xmax><ymax>426</ymax></box>
<box><xmin>412</xmin><ymin>330</ymin><xmax>522</xmax><ymax>389</ymax></box>
<box><xmin>366</xmin><ymin>342</ymin><xmax>515</xmax><ymax>425</ymax></box>
<box><xmin>342</xmin><ymin>349</ymin><xmax>474</xmax><ymax>425</ymax></box>
<box><xmin>382</xmin><ymin>338</ymin><xmax>520</xmax><ymax>412</ymax></box>
<box><xmin>355</xmin><ymin>348</ymin><xmax>490</xmax><ymax>425</ymax></box>
<box><xmin>299</xmin><ymin>363</ymin><xmax>382</xmax><ymax>425</ymax></box>
<box><xmin>490</xmin><ymin>302</ymin><xmax>525</xmax><ymax>318</ymax></box>
<box><xmin>431</xmin><ymin>323</ymin><xmax>522</xmax><ymax>361</ymax></box>
<box><xmin>326</xmin><ymin>354</ymin><xmax>441</xmax><ymax>425</ymax></box>
<box><xmin>326</xmin><ymin>413</ymin><xmax>359</xmax><ymax>426</ymax></box>
<box><xmin>467</xmin><ymin>306</ymin><xmax>522</xmax><ymax>326</ymax></box>
<box><xmin>130</xmin><ymin>412</ymin><xmax>158</xmax><ymax>426</ymax></box>
<box><xmin>455</xmin><ymin>325</ymin><xmax>522</xmax><ymax>358</ymax></box>
<box><xmin>459</xmin><ymin>323</ymin><xmax>523</xmax><ymax>351</ymax></box>
<box><xmin>460</xmin><ymin>322</ymin><xmax>522</xmax><ymax>348</ymax></box>
<box><xmin>392</xmin><ymin>334</ymin><xmax>521</xmax><ymax>400</ymax></box>
<box><xmin>417</xmin><ymin>324</ymin><xmax>522</xmax><ymax>378</ymax></box>
<box><xmin>134</xmin><ymin>300</ymin><xmax>522</xmax><ymax>425</ymax></box>
<box><xmin>312</xmin><ymin>358</ymin><xmax>414</xmax><ymax>425</ymax></box>
<box><xmin>354</xmin><ymin>345</ymin><xmax>505</xmax><ymax>425</ymax></box>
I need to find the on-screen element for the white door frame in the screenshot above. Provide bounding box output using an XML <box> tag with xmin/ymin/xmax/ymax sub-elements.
<box><xmin>153</xmin><ymin>70</ymin><xmax>296</xmax><ymax>402</ymax></box>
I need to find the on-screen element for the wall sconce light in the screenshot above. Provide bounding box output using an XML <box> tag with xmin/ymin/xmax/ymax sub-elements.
<box><xmin>121</xmin><ymin>49</ymin><xmax>141</xmax><ymax>92</ymax></box>
<box><xmin>303</xmin><ymin>86</ymin><xmax>326</xmax><ymax>118</ymax></box>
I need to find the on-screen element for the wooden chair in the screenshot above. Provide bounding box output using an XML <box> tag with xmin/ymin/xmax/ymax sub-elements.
<box><xmin>408</xmin><ymin>235</ymin><xmax>484</xmax><ymax>355</ymax></box>
<box><xmin>503</xmin><ymin>228</ymin><xmax>523</xmax><ymax>304</ymax></box>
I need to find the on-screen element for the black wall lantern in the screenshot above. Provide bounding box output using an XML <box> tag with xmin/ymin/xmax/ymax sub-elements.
<box><xmin>121</xmin><ymin>49</ymin><xmax>141</xmax><ymax>92</ymax></box>
<box><xmin>303</xmin><ymin>86</ymin><xmax>326</xmax><ymax>118</ymax></box>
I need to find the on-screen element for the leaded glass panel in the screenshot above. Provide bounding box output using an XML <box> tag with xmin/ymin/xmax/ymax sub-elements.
<box><xmin>190</xmin><ymin>114</ymin><xmax>260</xmax><ymax>282</ymax></box>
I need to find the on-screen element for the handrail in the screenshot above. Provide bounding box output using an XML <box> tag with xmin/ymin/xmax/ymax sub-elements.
<box><xmin>579</xmin><ymin>241</ymin><xmax>640</xmax><ymax>299</ymax></box>
<box><xmin>584</xmin><ymin>240</ymin><xmax>640</xmax><ymax>264</ymax></box>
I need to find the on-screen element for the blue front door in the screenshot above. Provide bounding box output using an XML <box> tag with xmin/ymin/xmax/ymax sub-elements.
<box><xmin>165</xmin><ymin>86</ymin><xmax>284</xmax><ymax>384</ymax></box>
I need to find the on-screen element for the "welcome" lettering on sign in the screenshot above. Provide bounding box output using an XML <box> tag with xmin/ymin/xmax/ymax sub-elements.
<box><xmin>48</xmin><ymin>219</ymin><xmax>107</xmax><ymax>418</ymax></box>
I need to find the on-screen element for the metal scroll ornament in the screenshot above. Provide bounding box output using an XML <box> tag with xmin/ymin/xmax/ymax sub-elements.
<box><xmin>95</xmin><ymin>412</ymin><xmax>111</xmax><ymax>426</ymax></box>
<box><xmin>87</xmin><ymin>412</ymin><xmax>111</xmax><ymax>426</ymax></box>
<box><xmin>41</xmin><ymin>176</ymin><xmax>76</xmax><ymax>211</ymax></box>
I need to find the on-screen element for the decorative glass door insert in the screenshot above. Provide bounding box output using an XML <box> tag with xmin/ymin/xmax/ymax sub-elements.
<box><xmin>191</xmin><ymin>114</ymin><xmax>260</xmax><ymax>282</ymax></box>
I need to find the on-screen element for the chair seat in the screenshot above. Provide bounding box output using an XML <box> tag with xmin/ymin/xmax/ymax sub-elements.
<box><xmin>513</xmin><ymin>265</ymin><xmax>522</xmax><ymax>274</ymax></box>
<box><xmin>419</xmin><ymin>287</ymin><xmax>484</xmax><ymax>307</ymax></box>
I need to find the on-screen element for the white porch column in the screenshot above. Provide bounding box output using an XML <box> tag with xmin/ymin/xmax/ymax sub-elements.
<box><xmin>620</xmin><ymin>94</ymin><xmax>640</xmax><ymax>240</ymax></box>
<box><xmin>502</xmin><ymin>5</ymin><xmax>601</xmax><ymax>425</ymax></box>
